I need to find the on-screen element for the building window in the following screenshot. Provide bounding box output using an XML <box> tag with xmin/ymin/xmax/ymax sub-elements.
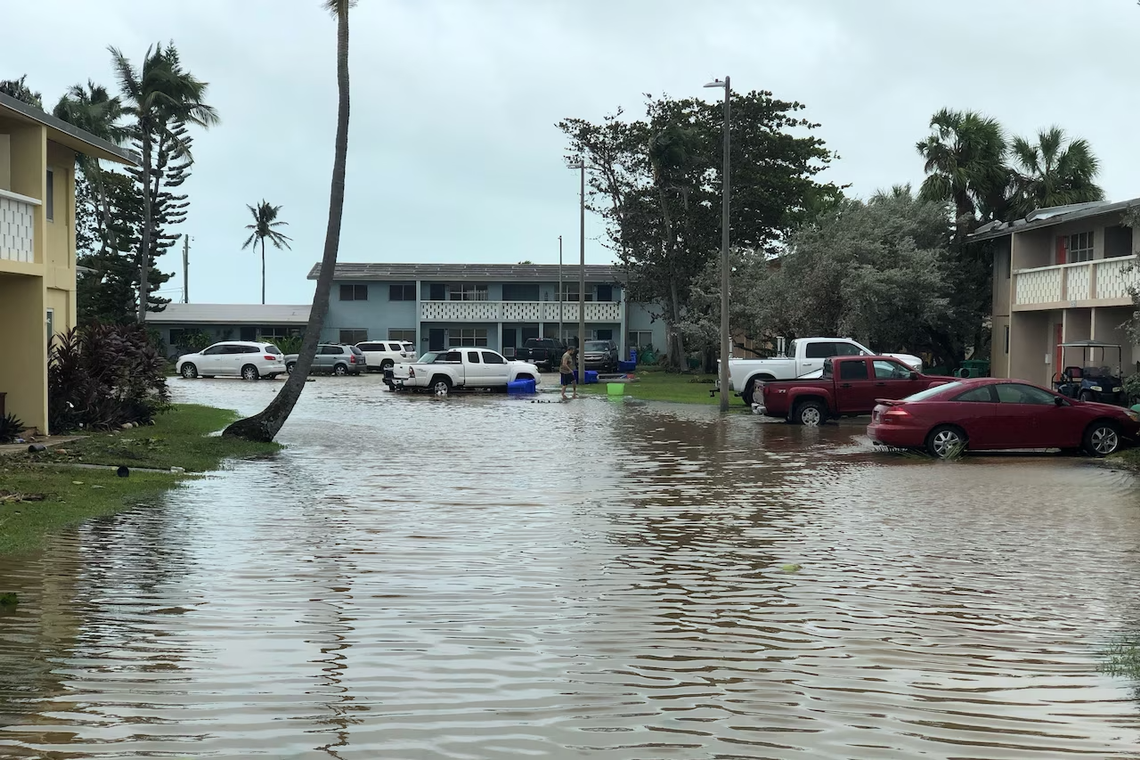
<box><xmin>1004</xmin><ymin>325</ymin><xmax>1010</xmax><ymax>355</ymax></box>
<box><xmin>628</xmin><ymin>330</ymin><xmax>653</xmax><ymax>349</ymax></box>
<box><xmin>389</xmin><ymin>329</ymin><xmax>416</xmax><ymax>342</ymax></box>
<box><xmin>1067</xmin><ymin>231</ymin><xmax>1094</xmax><ymax>263</ymax></box>
<box><xmin>449</xmin><ymin>284</ymin><xmax>488</xmax><ymax>301</ymax></box>
<box><xmin>448</xmin><ymin>328</ymin><xmax>488</xmax><ymax>347</ymax></box>
<box><xmin>339</xmin><ymin>329</ymin><xmax>368</xmax><ymax>344</ymax></box>
<box><xmin>45</xmin><ymin>168</ymin><xmax>54</xmax><ymax>221</ymax></box>
<box><xmin>560</xmin><ymin>284</ymin><xmax>595</xmax><ymax>302</ymax></box>
<box><xmin>46</xmin><ymin>308</ymin><xmax>54</xmax><ymax>341</ymax></box>
<box><xmin>389</xmin><ymin>283</ymin><xmax>416</xmax><ymax>301</ymax></box>
<box><xmin>339</xmin><ymin>284</ymin><xmax>368</xmax><ymax>301</ymax></box>
<box><xmin>258</xmin><ymin>326</ymin><xmax>301</xmax><ymax>339</ymax></box>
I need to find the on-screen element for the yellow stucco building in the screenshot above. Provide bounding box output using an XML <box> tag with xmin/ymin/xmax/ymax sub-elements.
<box><xmin>0</xmin><ymin>92</ymin><xmax>135</xmax><ymax>435</ymax></box>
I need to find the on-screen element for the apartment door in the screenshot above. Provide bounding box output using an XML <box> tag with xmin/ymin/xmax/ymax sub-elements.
<box><xmin>428</xmin><ymin>329</ymin><xmax>446</xmax><ymax>350</ymax></box>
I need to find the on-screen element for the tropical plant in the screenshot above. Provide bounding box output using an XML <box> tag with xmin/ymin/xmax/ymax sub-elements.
<box><xmin>0</xmin><ymin>413</ymin><xmax>26</xmax><ymax>444</ymax></box>
<box><xmin>916</xmin><ymin>108</ymin><xmax>1009</xmax><ymax>233</ymax></box>
<box><xmin>225</xmin><ymin>0</ymin><xmax>354</xmax><ymax>442</ymax></box>
<box><xmin>260</xmin><ymin>334</ymin><xmax>303</xmax><ymax>355</ymax></box>
<box><xmin>109</xmin><ymin>42</ymin><xmax>219</xmax><ymax>322</ymax></box>
<box><xmin>1007</xmin><ymin>127</ymin><xmax>1105</xmax><ymax>217</ymax></box>
<box><xmin>48</xmin><ymin>323</ymin><xmax>170</xmax><ymax>432</ymax></box>
<box><xmin>242</xmin><ymin>200</ymin><xmax>293</xmax><ymax>304</ymax></box>
<box><xmin>0</xmin><ymin>75</ymin><xmax>42</xmax><ymax>108</ymax></box>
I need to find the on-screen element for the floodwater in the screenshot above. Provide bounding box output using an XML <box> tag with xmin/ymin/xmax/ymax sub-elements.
<box><xmin>3</xmin><ymin>376</ymin><xmax>1140</xmax><ymax>759</ymax></box>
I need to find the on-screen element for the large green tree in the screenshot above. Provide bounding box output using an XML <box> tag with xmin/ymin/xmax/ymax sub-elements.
<box><xmin>559</xmin><ymin>91</ymin><xmax>841</xmax><ymax>370</ymax></box>
<box><xmin>225</xmin><ymin>0</ymin><xmax>354</xmax><ymax>442</ymax></box>
<box><xmin>242</xmin><ymin>200</ymin><xmax>293</xmax><ymax>305</ymax></box>
<box><xmin>916</xmin><ymin>108</ymin><xmax>1009</xmax><ymax>234</ymax></box>
<box><xmin>109</xmin><ymin>43</ymin><xmax>218</xmax><ymax>322</ymax></box>
<box><xmin>1008</xmin><ymin>127</ymin><xmax>1105</xmax><ymax>217</ymax></box>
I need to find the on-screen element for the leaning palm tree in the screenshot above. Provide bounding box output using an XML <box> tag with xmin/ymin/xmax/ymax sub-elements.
<box><xmin>242</xmin><ymin>200</ymin><xmax>292</xmax><ymax>304</ymax></box>
<box><xmin>1008</xmin><ymin>127</ymin><xmax>1105</xmax><ymax>217</ymax></box>
<box><xmin>53</xmin><ymin>81</ymin><xmax>129</xmax><ymax>257</ymax></box>
<box><xmin>109</xmin><ymin>43</ymin><xmax>219</xmax><ymax>322</ymax></box>
<box><xmin>916</xmin><ymin>108</ymin><xmax>1009</xmax><ymax>233</ymax></box>
<box><xmin>224</xmin><ymin>0</ymin><xmax>354</xmax><ymax>442</ymax></box>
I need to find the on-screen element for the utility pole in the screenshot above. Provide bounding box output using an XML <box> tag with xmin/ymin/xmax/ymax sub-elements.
<box><xmin>182</xmin><ymin>235</ymin><xmax>191</xmax><ymax>303</ymax></box>
<box><xmin>704</xmin><ymin>75</ymin><xmax>732</xmax><ymax>412</ymax></box>
<box><xmin>578</xmin><ymin>162</ymin><xmax>586</xmax><ymax>387</ymax></box>
<box><xmin>558</xmin><ymin>235</ymin><xmax>563</xmax><ymax>342</ymax></box>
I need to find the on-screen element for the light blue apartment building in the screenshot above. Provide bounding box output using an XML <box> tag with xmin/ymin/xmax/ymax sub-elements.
<box><xmin>312</xmin><ymin>263</ymin><xmax>667</xmax><ymax>358</ymax></box>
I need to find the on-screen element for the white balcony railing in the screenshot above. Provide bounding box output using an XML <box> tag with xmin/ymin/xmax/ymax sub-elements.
<box><xmin>0</xmin><ymin>189</ymin><xmax>39</xmax><ymax>264</ymax></box>
<box><xmin>420</xmin><ymin>300</ymin><xmax>622</xmax><ymax>323</ymax></box>
<box><xmin>1013</xmin><ymin>255</ymin><xmax>1140</xmax><ymax>308</ymax></box>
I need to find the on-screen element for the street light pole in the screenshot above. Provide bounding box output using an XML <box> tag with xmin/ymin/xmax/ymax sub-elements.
<box><xmin>558</xmin><ymin>235</ymin><xmax>563</xmax><ymax>342</ymax></box>
<box><xmin>705</xmin><ymin>76</ymin><xmax>731</xmax><ymax>412</ymax></box>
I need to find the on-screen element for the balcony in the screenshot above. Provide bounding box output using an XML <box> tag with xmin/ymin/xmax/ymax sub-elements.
<box><xmin>0</xmin><ymin>189</ymin><xmax>38</xmax><ymax>264</ymax></box>
<box><xmin>1013</xmin><ymin>255</ymin><xmax>1139</xmax><ymax>310</ymax></box>
<box><xmin>420</xmin><ymin>300</ymin><xmax>622</xmax><ymax>323</ymax></box>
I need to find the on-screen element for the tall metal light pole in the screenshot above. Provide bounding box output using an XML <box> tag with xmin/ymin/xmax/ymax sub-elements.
<box><xmin>182</xmin><ymin>234</ymin><xmax>191</xmax><ymax>303</ymax></box>
<box><xmin>558</xmin><ymin>235</ymin><xmax>563</xmax><ymax>342</ymax></box>
<box><xmin>705</xmin><ymin>76</ymin><xmax>731</xmax><ymax>412</ymax></box>
<box><xmin>577</xmin><ymin>161</ymin><xmax>586</xmax><ymax>388</ymax></box>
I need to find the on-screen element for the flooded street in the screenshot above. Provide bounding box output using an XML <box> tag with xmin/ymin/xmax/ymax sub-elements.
<box><xmin>3</xmin><ymin>376</ymin><xmax>1140</xmax><ymax>758</ymax></box>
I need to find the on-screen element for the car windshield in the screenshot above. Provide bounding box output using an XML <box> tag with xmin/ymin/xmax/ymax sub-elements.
<box><xmin>903</xmin><ymin>382</ymin><xmax>963</xmax><ymax>402</ymax></box>
<box><xmin>585</xmin><ymin>341</ymin><xmax>609</xmax><ymax>351</ymax></box>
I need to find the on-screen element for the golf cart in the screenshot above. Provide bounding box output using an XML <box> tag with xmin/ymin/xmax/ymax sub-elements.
<box><xmin>1052</xmin><ymin>340</ymin><xmax>1125</xmax><ymax>406</ymax></box>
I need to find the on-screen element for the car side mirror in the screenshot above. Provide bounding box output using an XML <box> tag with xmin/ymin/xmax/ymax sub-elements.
<box><xmin>1054</xmin><ymin>396</ymin><xmax>1065</xmax><ymax>406</ymax></box>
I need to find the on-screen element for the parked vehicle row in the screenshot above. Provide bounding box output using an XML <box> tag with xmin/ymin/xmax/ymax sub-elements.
<box><xmin>391</xmin><ymin>349</ymin><xmax>541</xmax><ymax>395</ymax></box>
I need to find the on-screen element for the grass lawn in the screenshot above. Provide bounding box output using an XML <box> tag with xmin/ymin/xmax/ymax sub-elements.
<box><xmin>0</xmin><ymin>405</ymin><xmax>280</xmax><ymax>556</ymax></box>
<box><xmin>578</xmin><ymin>368</ymin><xmax>742</xmax><ymax>406</ymax></box>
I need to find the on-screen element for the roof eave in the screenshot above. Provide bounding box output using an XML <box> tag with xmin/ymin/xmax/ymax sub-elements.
<box><xmin>0</xmin><ymin>92</ymin><xmax>139</xmax><ymax>166</ymax></box>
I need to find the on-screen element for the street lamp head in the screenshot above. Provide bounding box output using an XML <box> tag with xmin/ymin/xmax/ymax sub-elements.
<box><xmin>704</xmin><ymin>78</ymin><xmax>727</xmax><ymax>89</ymax></box>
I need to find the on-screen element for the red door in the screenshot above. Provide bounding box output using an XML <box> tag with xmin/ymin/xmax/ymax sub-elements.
<box><xmin>834</xmin><ymin>358</ymin><xmax>877</xmax><ymax>412</ymax></box>
<box><xmin>1056</xmin><ymin>236</ymin><xmax>1067</xmax><ymax>265</ymax></box>
<box><xmin>992</xmin><ymin>382</ymin><xmax>1056</xmax><ymax>448</ymax></box>
<box><xmin>870</xmin><ymin>359</ymin><xmax>924</xmax><ymax>402</ymax></box>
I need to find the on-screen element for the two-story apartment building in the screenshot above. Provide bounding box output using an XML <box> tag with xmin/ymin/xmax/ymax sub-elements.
<box><xmin>312</xmin><ymin>263</ymin><xmax>667</xmax><ymax>358</ymax></box>
<box><xmin>0</xmin><ymin>92</ymin><xmax>135</xmax><ymax>434</ymax></box>
<box><xmin>974</xmin><ymin>199</ymin><xmax>1140</xmax><ymax>386</ymax></box>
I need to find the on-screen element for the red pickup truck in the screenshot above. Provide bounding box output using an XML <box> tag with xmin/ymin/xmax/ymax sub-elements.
<box><xmin>754</xmin><ymin>355</ymin><xmax>949</xmax><ymax>425</ymax></box>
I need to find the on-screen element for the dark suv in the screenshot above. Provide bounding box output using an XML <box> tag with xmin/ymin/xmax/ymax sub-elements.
<box><xmin>583</xmin><ymin>340</ymin><xmax>619</xmax><ymax>372</ymax></box>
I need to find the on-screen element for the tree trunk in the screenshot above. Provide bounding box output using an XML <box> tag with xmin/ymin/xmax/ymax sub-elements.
<box><xmin>87</xmin><ymin>159</ymin><xmax>119</xmax><ymax>258</ymax></box>
<box><xmin>137</xmin><ymin>134</ymin><xmax>152</xmax><ymax>323</ymax></box>
<box><xmin>666</xmin><ymin>276</ymin><xmax>685</xmax><ymax>371</ymax></box>
<box><xmin>224</xmin><ymin>3</ymin><xmax>351</xmax><ymax>442</ymax></box>
<box><xmin>261</xmin><ymin>236</ymin><xmax>266</xmax><ymax>305</ymax></box>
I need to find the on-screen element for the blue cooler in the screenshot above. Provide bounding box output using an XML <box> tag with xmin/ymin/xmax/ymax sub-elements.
<box><xmin>507</xmin><ymin>378</ymin><xmax>537</xmax><ymax>394</ymax></box>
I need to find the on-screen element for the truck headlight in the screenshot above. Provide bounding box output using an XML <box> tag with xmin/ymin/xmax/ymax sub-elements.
<box><xmin>1091</xmin><ymin>385</ymin><xmax>1103</xmax><ymax>392</ymax></box>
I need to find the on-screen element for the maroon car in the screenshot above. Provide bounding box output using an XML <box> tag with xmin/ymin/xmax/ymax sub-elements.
<box><xmin>867</xmin><ymin>378</ymin><xmax>1140</xmax><ymax>458</ymax></box>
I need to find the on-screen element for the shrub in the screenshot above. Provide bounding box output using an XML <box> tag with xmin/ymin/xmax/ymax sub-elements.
<box><xmin>48</xmin><ymin>323</ymin><xmax>171</xmax><ymax>433</ymax></box>
<box><xmin>1125</xmin><ymin>373</ymin><xmax>1140</xmax><ymax>406</ymax></box>
<box><xmin>261</xmin><ymin>334</ymin><xmax>303</xmax><ymax>355</ymax></box>
<box><xmin>0</xmin><ymin>413</ymin><xmax>25</xmax><ymax>444</ymax></box>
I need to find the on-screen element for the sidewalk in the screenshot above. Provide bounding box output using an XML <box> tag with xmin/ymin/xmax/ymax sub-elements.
<box><xmin>0</xmin><ymin>435</ymin><xmax>82</xmax><ymax>457</ymax></box>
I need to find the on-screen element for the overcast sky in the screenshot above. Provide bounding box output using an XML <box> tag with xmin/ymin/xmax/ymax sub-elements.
<box><xmin>7</xmin><ymin>0</ymin><xmax>1140</xmax><ymax>305</ymax></box>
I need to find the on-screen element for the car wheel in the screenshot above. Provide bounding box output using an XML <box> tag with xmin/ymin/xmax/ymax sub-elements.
<box><xmin>241</xmin><ymin>364</ymin><xmax>260</xmax><ymax>381</ymax></box>
<box><xmin>333</xmin><ymin>363</ymin><xmax>348</xmax><ymax>376</ymax></box>
<box><xmin>432</xmin><ymin>376</ymin><xmax>452</xmax><ymax>396</ymax></box>
<box><xmin>381</xmin><ymin>359</ymin><xmax>394</xmax><ymax>372</ymax></box>
<box><xmin>742</xmin><ymin>380</ymin><xmax>759</xmax><ymax>407</ymax></box>
<box><xmin>180</xmin><ymin>363</ymin><xmax>198</xmax><ymax>379</ymax></box>
<box><xmin>286</xmin><ymin>362</ymin><xmax>296</xmax><ymax>375</ymax></box>
<box><xmin>926</xmin><ymin>425</ymin><xmax>967</xmax><ymax>459</ymax></box>
<box><xmin>793</xmin><ymin>399</ymin><xmax>827</xmax><ymax>426</ymax></box>
<box><xmin>1083</xmin><ymin>420</ymin><xmax>1121</xmax><ymax>457</ymax></box>
<box><xmin>1079</xmin><ymin>390</ymin><xmax>1094</xmax><ymax>402</ymax></box>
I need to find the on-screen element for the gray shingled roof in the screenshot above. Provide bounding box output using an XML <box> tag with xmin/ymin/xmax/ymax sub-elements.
<box><xmin>307</xmin><ymin>262</ymin><xmax>625</xmax><ymax>282</ymax></box>
<box><xmin>0</xmin><ymin>92</ymin><xmax>138</xmax><ymax>166</ymax></box>
<box><xmin>145</xmin><ymin>303</ymin><xmax>311</xmax><ymax>324</ymax></box>
<box><xmin>969</xmin><ymin>197</ymin><xmax>1140</xmax><ymax>242</ymax></box>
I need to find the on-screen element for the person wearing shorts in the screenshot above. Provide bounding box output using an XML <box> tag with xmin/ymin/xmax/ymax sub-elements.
<box><xmin>560</xmin><ymin>347</ymin><xmax>577</xmax><ymax>400</ymax></box>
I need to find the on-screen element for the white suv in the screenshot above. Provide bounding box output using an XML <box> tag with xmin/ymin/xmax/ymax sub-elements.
<box><xmin>356</xmin><ymin>340</ymin><xmax>416</xmax><ymax>372</ymax></box>
<box><xmin>177</xmin><ymin>341</ymin><xmax>286</xmax><ymax>380</ymax></box>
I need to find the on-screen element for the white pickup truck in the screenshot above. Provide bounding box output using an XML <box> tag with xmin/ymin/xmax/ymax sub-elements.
<box><xmin>394</xmin><ymin>348</ymin><xmax>541</xmax><ymax>395</ymax></box>
<box><xmin>723</xmin><ymin>337</ymin><xmax>923</xmax><ymax>406</ymax></box>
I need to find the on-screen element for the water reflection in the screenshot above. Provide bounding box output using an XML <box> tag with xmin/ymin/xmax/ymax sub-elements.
<box><xmin>1</xmin><ymin>376</ymin><xmax>1139</xmax><ymax>757</ymax></box>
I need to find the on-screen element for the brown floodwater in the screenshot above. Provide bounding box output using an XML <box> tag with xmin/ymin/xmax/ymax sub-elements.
<box><xmin>3</xmin><ymin>376</ymin><xmax>1140</xmax><ymax>759</ymax></box>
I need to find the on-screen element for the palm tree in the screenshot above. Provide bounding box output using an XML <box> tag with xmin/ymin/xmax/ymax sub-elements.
<box><xmin>53</xmin><ymin>81</ymin><xmax>129</xmax><ymax>257</ymax></box>
<box><xmin>109</xmin><ymin>43</ymin><xmax>219</xmax><ymax>322</ymax></box>
<box><xmin>242</xmin><ymin>201</ymin><xmax>292</xmax><ymax>304</ymax></box>
<box><xmin>224</xmin><ymin>0</ymin><xmax>354</xmax><ymax>442</ymax></box>
<box><xmin>1008</xmin><ymin>127</ymin><xmax>1105</xmax><ymax>217</ymax></box>
<box><xmin>916</xmin><ymin>108</ymin><xmax>1009</xmax><ymax>233</ymax></box>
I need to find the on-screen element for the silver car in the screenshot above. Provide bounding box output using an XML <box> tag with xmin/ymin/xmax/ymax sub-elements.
<box><xmin>285</xmin><ymin>344</ymin><xmax>366</xmax><ymax>376</ymax></box>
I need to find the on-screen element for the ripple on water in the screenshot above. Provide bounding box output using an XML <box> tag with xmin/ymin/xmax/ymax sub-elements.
<box><xmin>1</xmin><ymin>376</ymin><xmax>1140</xmax><ymax>758</ymax></box>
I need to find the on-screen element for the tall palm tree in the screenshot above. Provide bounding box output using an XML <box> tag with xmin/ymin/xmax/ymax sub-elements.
<box><xmin>53</xmin><ymin>81</ymin><xmax>129</xmax><ymax>257</ymax></box>
<box><xmin>916</xmin><ymin>108</ymin><xmax>1009</xmax><ymax>233</ymax></box>
<box><xmin>242</xmin><ymin>201</ymin><xmax>292</xmax><ymax>304</ymax></box>
<box><xmin>225</xmin><ymin>0</ymin><xmax>354</xmax><ymax>442</ymax></box>
<box><xmin>108</xmin><ymin>43</ymin><xmax>219</xmax><ymax>322</ymax></box>
<box><xmin>1008</xmin><ymin>127</ymin><xmax>1105</xmax><ymax>217</ymax></box>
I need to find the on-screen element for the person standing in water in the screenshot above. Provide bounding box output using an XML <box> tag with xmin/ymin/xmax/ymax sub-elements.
<box><xmin>560</xmin><ymin>346</ymin><xmax>577</xmax><ymax>400</ymax></box>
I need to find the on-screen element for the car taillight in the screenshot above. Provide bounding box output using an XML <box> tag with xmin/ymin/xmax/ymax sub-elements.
<box><xmin>264</xmin><ymin>355</ymin><xmax>275</xmax><ymax>360</ymax></box>
<box><xmin>883</xmin><ymin>409</ymin><xmax>910</xmax><ymax>422</ymax></box>
<box><xmin>349</xmin><ymin>355</ymin><xmax>356</xmax><ymax>363</ymax></box>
